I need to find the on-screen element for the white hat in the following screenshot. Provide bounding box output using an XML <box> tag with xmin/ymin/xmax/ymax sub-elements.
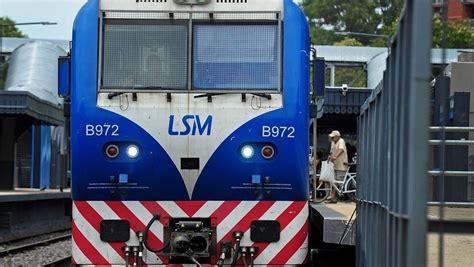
<box><xmin>329</xmin><ymin>130</ymin><xmax>341</xmax><ymax>137</ymax></box>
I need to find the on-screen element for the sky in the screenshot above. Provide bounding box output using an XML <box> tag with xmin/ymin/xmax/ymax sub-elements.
<box><xmin>1</xmin><ymin>0</ymin><xmax>302</xmax><ymax>40</ymax></box>
<box><xmin>1</xmin><ymin>0</ymin><xmax>87</xmax><ymax>40</ymax></box>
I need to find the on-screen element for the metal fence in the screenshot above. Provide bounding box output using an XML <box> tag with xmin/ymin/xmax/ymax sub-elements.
<box><xmin>357</xmin><ymin>1</ymin><xmax>432</xmax><ymax>266</ymax></box>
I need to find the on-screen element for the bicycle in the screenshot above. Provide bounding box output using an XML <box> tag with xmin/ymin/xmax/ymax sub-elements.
<box><xmin>313</xmin><ymin>162</ymin><xmax>357</xmax><ymax>203</ymax></box>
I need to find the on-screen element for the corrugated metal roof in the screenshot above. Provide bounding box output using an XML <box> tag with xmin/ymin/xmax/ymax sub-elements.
<box><xmin>314</xmin><ymin>45</ymin><xmax>474</xmax><ymax>90</ymax></box>
<box><xmin>0</xmin><ymin>91</ymin><xmax>64</xmax><ymax>125</ymax></box>
<box><xmin>1</xmin><ymin>37</ymin><xmax>70</xmax><ymax>54</ymax></box>
<box><xmin>314</xmin><ymin>45</ymin><xmax>473</xmax><ymax>64</ymax></box>
<box><xmin>5</xmin><ymin>41</ymin><xmax>66</xmax><ymax>105</ymax></box>
<box><xmin>430</xmin><ymin>48</ymin><xmax>474</xmax><ymax>64</ymax></box>
<box><xmin>314</xmin><ymin>45</ymin><xmax>386</xmax><ymax>63</ymax></box>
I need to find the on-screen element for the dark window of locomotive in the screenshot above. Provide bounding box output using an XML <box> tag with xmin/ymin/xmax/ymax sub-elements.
<box><xmin>101</xmin><ymin>19</ymin><xmax>188</xmax><ymax>90</ymax></box>
<box><xmin>192</xmin><ymin>22</ymin><xmax>279</xmax><ymax>91</ymax></box>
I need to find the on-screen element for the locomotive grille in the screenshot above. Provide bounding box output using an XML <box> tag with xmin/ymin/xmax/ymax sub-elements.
<box><xmin>100</xmin><ymin>11</ymin><xmax>281</xmax><ymax>92</ymax></box>
<box><xmin>101</xmin><ymin>19</ymin><xmax>189</xmax><ymax>90</ymax></box>
<box><xmin>193</xmin><ymin>22</ymin><xmax>279</xmax><ymax>90</ymax></box>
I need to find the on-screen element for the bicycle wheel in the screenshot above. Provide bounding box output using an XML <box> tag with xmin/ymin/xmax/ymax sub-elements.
<box><xmin>345</xmin><ymin>178</ymin><xmax>357</xmax><ymax>202</ymax></box>
<box><xmin>313</xmin><ymin>182</ymin><xmax>331</xmax><ymax>203</ymax></box>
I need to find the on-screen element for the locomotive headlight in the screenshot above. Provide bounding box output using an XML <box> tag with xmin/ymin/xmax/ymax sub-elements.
<box><xmin>126</xmin><ymin>145</ymin><xmax>139</xmax><ymax>158</ymax></box>
<box><xmin>241</xmin><ymin>145</ymin><xmax>254</xmax><ymax>159</ymax></box>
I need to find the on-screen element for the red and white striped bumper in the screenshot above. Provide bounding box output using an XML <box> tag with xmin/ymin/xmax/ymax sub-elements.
<box><xmin>72</xmin><ymin>201</ymin><xmax>308</xmax><ymax>266</ymax></box>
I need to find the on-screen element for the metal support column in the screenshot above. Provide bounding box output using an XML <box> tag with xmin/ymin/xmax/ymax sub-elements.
<box><xmin>0</xmin><ymin>118</ymin><xmax>16</xmax><ymax>189</ymax></box>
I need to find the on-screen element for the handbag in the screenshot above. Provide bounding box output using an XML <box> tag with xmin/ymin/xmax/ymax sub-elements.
<box><xmin>320</xmin><ymin>160</ymin><xmax>335</xmax><ymax>183</ymax></box>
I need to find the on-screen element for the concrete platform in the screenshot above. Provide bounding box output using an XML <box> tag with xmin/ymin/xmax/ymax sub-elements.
<box><xmin>0</xmin><ymin>188</ymin><xmax>70</xmax><ymax>203</ymax></box>
<box><xmin>310</xmin><ymin>202</ymin><xmax>357</xmax><ymax>246</ymax></box>
<box><xmin>427</xmin><ymin>206</ymin><xmax>474</xmax><ymax>221</ymax></box>
<box><xmin>427</xmin><ymin>206</ymin><xmax>474</xmax><ymax>267</ymax></box>
<box><xmin>0</xmin><ymin>188</ymin><xmax>71</xmax><ymax>243</ymax></box>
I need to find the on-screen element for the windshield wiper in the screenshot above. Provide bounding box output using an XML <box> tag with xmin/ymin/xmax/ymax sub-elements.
<box><xmin>106</xmin><ymin>86</ymin><xmax>174</xmax><ymax>100</ymax></box>
<box><xmin>250</xmin><ymin>93</ymin><xmax>272</xmax><ymax>100</ymax></box>
<box><xmin>107</xmin><ymin>92</ymin><xmax>139</xmax><ymax>101</ymax></box>
<box><xmin>194</xmin><ymin>92</ymin><xmax>272</xmax><ymax>102</ymax></box>
<box><xmin>194</xmin><ymin>93</ymin><xmax>225</xmax><ymax>101</ymax></box>
<box><xmin>107</xmin><ymin>92</ymin><xmax>125</xmax><ymax>99</ymax></box>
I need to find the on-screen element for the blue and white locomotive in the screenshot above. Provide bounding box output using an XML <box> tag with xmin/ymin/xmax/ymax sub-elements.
<box><xmin>64</xmin><ymin>0</ymin><xmax>310</xmax><ymax>265</ymax></box>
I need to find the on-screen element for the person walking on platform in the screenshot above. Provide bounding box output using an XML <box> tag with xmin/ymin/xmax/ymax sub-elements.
<box><xmin>328</xmin><ymin>130</ymin><xmax>348</xmax><ymax>203</ymax></box>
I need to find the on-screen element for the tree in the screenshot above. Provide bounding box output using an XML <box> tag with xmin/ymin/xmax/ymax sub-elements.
<box><xmin>0</xmin><ymin>17</ymin><xmax>27</xmax><ymax>38</ymax></box>
<box><xmin>301</xmin><ymin>0</ymin><xmax>403</xmax><ymax>45</ymax></box>
<box><xmin>0</xmin><ymin>17</ymin><xmax>26</xmax><ymax>89</ymax></box>
<box><xmin>432</xmin><ymin>16</ymin><xmax>474</xmax><ymax>48</ymax></box>
<box><xmin>377</xmin><ymin>16</ymin><xmax>474</xmax><ymax>48</ymax></box>
<box><xmin>334</xmin><ymin>38</ymin><xmax>363</xmax><ymax>47</ymax></box>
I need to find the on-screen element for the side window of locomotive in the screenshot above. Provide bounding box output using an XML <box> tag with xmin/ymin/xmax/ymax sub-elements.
<box><xmin>192</xmin><ymin>23</ymin><xmax>279</xmax><ymax>91</ymax></box>
<box><xmin>101</xmin><ymin>19</ymin><xmax>188</xmax><ymax>90</ymax></box>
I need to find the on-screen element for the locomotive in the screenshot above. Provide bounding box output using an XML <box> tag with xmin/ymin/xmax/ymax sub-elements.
<box><xmin>62</xmin><ymin>0</ymin><xmax>311</xmax><ymax>265</ymax></box>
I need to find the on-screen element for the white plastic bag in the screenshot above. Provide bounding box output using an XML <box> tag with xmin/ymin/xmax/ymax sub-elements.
<box><xmin>320</xmin><ymin>160</ymin><xmax>335</xmax><ymax>183</ymax></box>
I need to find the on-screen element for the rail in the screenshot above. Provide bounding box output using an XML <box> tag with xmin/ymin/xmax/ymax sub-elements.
<box><xmin>428</xmin><ymin>126</ymin><xmax>474</xmax><ymax>175</ymax></box>
<box><xmin>0</xmin><ymin>233</ymin><xmax>71</xmax><ymax>256</ymax></box>
<box><xmin>429</xmin><ymin>140</ymin><xmax>474</xmax><ymax>145</ymax></box>
<box><xmin>428</xmin><ymin>170</ymin><xmax>474</xmax><ymax>176</ymax></box>
<box><xmin>429</xmin><ymin>126</ymin><xmax>474</xmax><ymax>132</ymax></box>
<box><xmin>427</xmin><ymin>201</ymin><xmax>474</xmax><ymax>207</ymax></box>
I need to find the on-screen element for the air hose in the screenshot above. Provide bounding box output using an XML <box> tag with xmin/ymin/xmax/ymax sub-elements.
<box><xmin>143</xmin><ymin>213</ymin><xmax>170</xmax><ymax>253</ymax></box>
<box><xmin>230</xmin><ymin>239</ymin><xmax>241</xmax><ymax>267</ymax></box>
<box><xmin>230</xmin><ymin>232</ymin><xmax>243</xmax><ymax>267</ymax></box>
<box><xmin>241</xmin><ymin>247</ymin><xmax>248</xmax><ymax>267</ymax></box>
<box><xmin>249</xmin><ymin>246</ymin><xmax>257</xmax><ymax>267</ymax></box>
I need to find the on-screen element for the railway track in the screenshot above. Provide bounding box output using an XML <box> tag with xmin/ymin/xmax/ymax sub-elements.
<box><xmin>0</xmin><ymin>233</ymin><xmax>71</xmax><ymax>256</ymax></box>
<box><xmin>0</xmin><ymin>233</ymin><xmax>72</xmax><ymax>266</ymax></box>
<box><xmin>43</xmin><ymin>255</ymin><xmax>71</xmax><ymax>266</ymax></box>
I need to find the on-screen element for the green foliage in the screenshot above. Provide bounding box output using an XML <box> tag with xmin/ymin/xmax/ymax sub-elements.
<box><xmin>302</xmin><ymin>1</ymin><xmax>474</xmax><ymax>90</ymax></box>
<box><xmin>325</xmin><ymin>65</ymin><xmax>367</xmax><ymax>88</ymax></box>
<box><xmin>309</xmin><ymin>27</ymin><xmax>339</xmax><ymax>45</ymax></box>
<box><xmin>335</xmin><ymin>66</ymin><xmax>367</xmax><ymax>88</ymax></box>
<box><xmin>0</xmin><ymin>17</ymin><xmax>27</xmax><ymax>38</ymax></box>
<box><xmin>368</xmin><ymin>38</ymin><xmax>388</xmax><ymax>47</ymax></box>
<box><xmin>334</xmin><ymin>38</ymin><xmax>363</xmax><ymax>47</ymax></box>
<box><xmin>432</xmin><ymin>16</ymin><xmax>474</xmax><ymax>48</ymax></box>
<box><xmin>0</xmin><ymin>17</ymin><xmax>25</xmax><ymax>89</ymax></box>
<box><xmin>301</xmin><ymin>0</ymin><xmax>403</xmax><ymax>46</ymax></box>
<box><xmin>301</xmin><ymin>1</ymin><xmax>474</xmax><ymax>49</ymax></box>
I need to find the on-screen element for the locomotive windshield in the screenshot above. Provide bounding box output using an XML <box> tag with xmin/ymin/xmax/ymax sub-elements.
<box><xmin>192</xmin><ymin>23</ymin><xmax>278</xmax><ymax>90</ymax></box>
<box><xmin>101</xmin><ymin>19</ymin><xmax>188</xmax><ymax>90</ymax></box>
<box><xmin>100</xmin><ymin>17</ymin><xmax>279</xmax><ymax>92</ymax></box>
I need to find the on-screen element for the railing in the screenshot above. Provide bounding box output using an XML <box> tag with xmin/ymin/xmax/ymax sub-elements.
<box><xmin>357</xmin><ymin>1</ymin><xmax>432</xmax><ymax>266</ymax></box>
<box><xmin>427</xmin><ymin>126</ymin><xmax>474</xmax><ymax>212</ymax></box>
